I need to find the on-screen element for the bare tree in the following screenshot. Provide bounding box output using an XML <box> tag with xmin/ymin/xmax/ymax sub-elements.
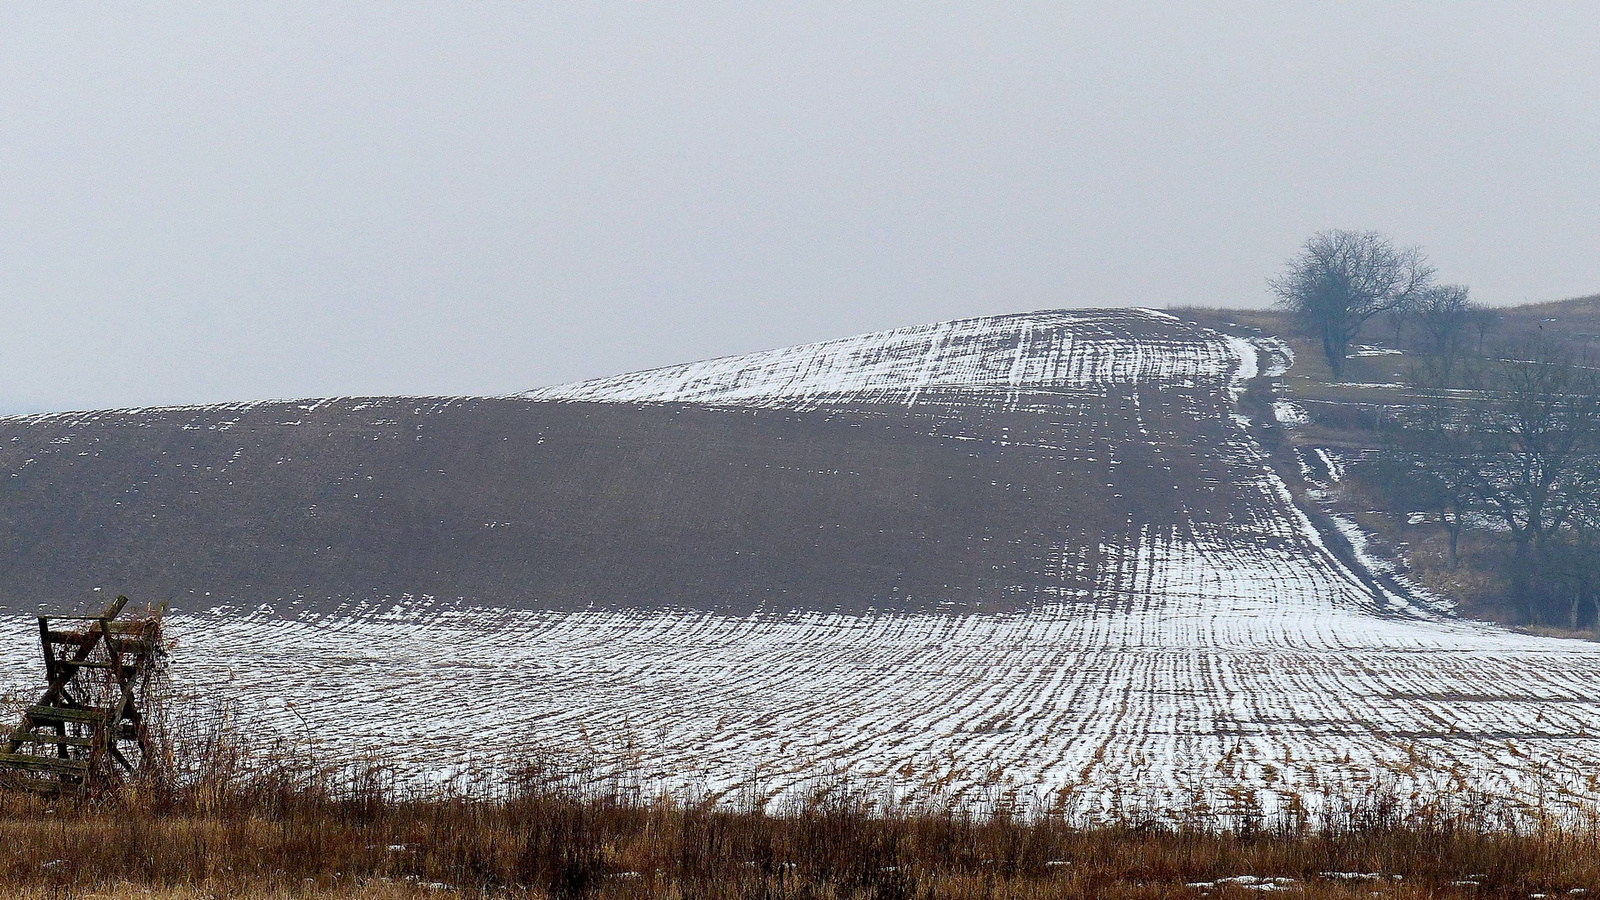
<box><xmin>1375</xmin><ymin>375</ymin><xmax>1482</xmax><ymax>567</ymax></box>
<box><xmin>1468</xmin><ymin>343</ymin><xmax>1600</xmax><ymax>623</ymax></box>
<box><xmin>1410</xmin><ymin>284</ymin><xmax>1475</xmax><ymax>387</ymax></box>
<box><xmin>1468</xmin><ymin>305</ymin><xmax>1502</xmax><ymax>355</ymax></box>
<box><xmin>1269</xmin><ymin>230</ymin><xmax>1435</xmax><ymax>379</ymax></box>
<box><xmin>1371</xmin><ymin>439</ymin><xmax>1478</xmax><ymax>566</ymax></box>
<box><xmin>1379</xmin><ymin>303</ymin><xmax>1411</xmax><ymax>349</ymax></box>
<box><xmin>1373</xmin><ymin>338</ymin><xmax>1600</xmax><ymax>623</ymax></box>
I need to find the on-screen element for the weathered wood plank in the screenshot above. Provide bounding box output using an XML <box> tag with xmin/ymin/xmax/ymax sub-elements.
<box><xmin>55</xmin><ymin>659</ymin><xmax>115</xmax><ymax>669</ymax></box>
<box><xmin>5</xmin><ymin>731</ymin><xmax>95</xmax><ymax>748</ymax></box>
<box><xmin>26</xmin><ymin>706</ymin><xmax>107</xmax><ymax>724</ymax></box>
<box><xmin>0</xmin><ymin>753</ymin><xmax>90</xmax><ymax>774</ymax></box>
<box><xmin>0</xmin><ymin>775</ymin><xmax>67</xmax><ymax>794</ymax></box>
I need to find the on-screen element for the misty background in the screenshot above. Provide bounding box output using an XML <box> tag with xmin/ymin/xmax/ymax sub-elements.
<box><xmin>2</xmin><ymin>3</ymin><xmax>1596</xmax><ymax>413</ymax></box>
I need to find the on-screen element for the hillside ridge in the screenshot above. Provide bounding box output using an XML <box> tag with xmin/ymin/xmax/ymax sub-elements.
<box><xmin>0</xmin><ymin>308</ymin><xmax>1296</xmax><ymax>618</ymax></box>
<box><xmin>8</xmin><ymin>306</ymin><xmax>1600</xmax><ymax>810</ymax></box>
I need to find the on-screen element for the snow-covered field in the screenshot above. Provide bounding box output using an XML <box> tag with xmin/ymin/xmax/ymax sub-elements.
<box><xmin>9</xmin><ymin>308</ymin><xmax>1600</xmax><ymax>814</ymax></box>
<box><xmin>523</xmin><ymin>309</ymin><xmax>1231</xmax><ymax>409</ymax></box>
<box><xmin>134</xmin><ymin>573</ymin><xmax>1600</xmax><ymax>814</ymax></box>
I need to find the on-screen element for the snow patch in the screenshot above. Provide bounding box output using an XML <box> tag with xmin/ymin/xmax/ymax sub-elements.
<box><xmin>1271</xmin><ymin>400</ymin><xmax>1308</xmax><ymax>428</ymax></box>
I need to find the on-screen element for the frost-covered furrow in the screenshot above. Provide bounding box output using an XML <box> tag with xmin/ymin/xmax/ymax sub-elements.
<box><xmin>524</xmin><ymin>309</ymin><xmax>1237</xmax><ymax>408</ymax></box>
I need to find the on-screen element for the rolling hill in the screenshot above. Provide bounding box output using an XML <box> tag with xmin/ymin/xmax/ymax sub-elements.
<box><xmin>0</xmin><ymin>309</ymin><xmax>1300</xmax><ymax>617</ymax></box>
<box><xmin>2</xmin><ymin>307</ymin><xmax>1599</xmax><ymax>813</ymax></box>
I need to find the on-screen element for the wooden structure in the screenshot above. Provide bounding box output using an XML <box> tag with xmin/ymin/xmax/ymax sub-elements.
<box><xmin>0</xmin><ymin>596</ymin><xmax>164</xmax><ymax>793</ymax></box>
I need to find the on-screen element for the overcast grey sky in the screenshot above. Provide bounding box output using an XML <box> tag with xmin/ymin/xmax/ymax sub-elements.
<box><xmin>2</xmin><ymin>3</ymin><xmax>1597</xmax><ymax>412</ymax></box>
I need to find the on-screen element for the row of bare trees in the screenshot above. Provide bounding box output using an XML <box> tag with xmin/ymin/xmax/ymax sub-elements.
<box><xmin>1270</xmin><ymin>230</ymin><xmax>1435</xmax><ymax>379</ymax></box>
<box><xmin>1273</xmin><ymin>230</ymin><xmax>1600</xmax><ymax>627</ymax></box>
<box><xmin>1369</xmin><ymin>343</ymin><xmax>1600</xmax><ymax>627</ymax></box>
<box><xmin>1270</xmin><ymin>229</ymin><xmax>1496</xmax><ymax>385</ymax></box>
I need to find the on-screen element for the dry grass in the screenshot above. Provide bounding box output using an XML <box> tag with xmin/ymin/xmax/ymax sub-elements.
<box><xmin>4</xmin><ymin>736</ymin><xmax>1600</xmax><ymax>899</ymax></box>
<box><xmin>0</xmin><ymin>615</ymin><xmax>1579</xmax><ymax>898</ymax></box>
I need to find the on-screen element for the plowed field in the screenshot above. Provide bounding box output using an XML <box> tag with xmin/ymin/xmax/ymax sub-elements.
<box><xmin>3</xmin><ymin>309</ymin><xmax>1598</xmax><ymax>813</ymax></box>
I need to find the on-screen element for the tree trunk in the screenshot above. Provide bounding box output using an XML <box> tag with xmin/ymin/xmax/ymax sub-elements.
<box><xmin>1510</xmin><ymin>538</ymin><xmax>1535</xmax><ymax>624</ymax></box>
<box><xmin>1322</xmin><ymin>332</ymin><xmax>1345</xmax><ymax>380</ymax></box>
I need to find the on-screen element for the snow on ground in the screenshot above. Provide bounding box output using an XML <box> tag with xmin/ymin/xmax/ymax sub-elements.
<box><xmin>113</xmin><ymin>533</ymin><xmax>1600</xmax><ymax>816</ymax></box>
<box><xmin>9</xmin><ymin>309</ymin><xmax>1600</xmax><ymax>815</ymax></box>
<box><xmin>523</xmin><ymin>309</ymin><xmax>1237</xmax><ymax>409</ymax></box>
<box><xmin>1271</xmin><ymin>400</ymin><xmax>1309</xmax><ymax>428</ymax></box>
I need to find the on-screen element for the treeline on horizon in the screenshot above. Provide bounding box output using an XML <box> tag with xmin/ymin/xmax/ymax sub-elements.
<box><xmin>1271</xmin><ymin>229</ymin><xmax>1600</xmax><ymax>629</ymax></box>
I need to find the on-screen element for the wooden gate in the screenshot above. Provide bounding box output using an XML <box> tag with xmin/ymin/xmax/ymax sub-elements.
<box><xmin>0</xmin><ymin>595</ymin><xmax>164</xmax><ymax>794</ymax></box>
